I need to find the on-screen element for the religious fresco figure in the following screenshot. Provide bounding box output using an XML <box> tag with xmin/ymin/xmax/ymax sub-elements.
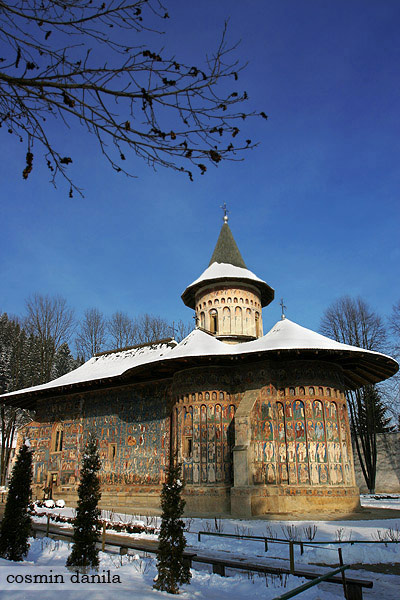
<box><xmin>294</xmin><ymin>400</ymin><xmax>305</xmax><ymax>419</ymax></box>
<box><xmin>266</xmin><ymin>463</ymin><xmax>275</xmax><ymax>484</ymax></box>
<box><xmin>262</xmin><ymin>401</ymin><xmax>273</xmax><ymax>420</ymax></box>
<box><xmin>305</xmin><ymin>400</ymin><xmax>313</xmax><ymax>419</ymax></box>
<box><xmin>264</xmin><ymin>441</ymin><xmax>275</xmax><ymax>462</ymax></box>
<box><xmin>288</xmin><ymin>463</ymin><xmax>297</xmax><ymax>484</ymax></box>
<box><xmin>319</xmin><ymin>464</ymin><xmax>328</xmax><ymax>484</ymax></box>
<box><xmin>308</xmin><ymin>441</ymin><xmax>317</xmax><ymax>462</ymax></box>
<box><xmin>341</xmin><ymin>442</ymin><xmax>348</xmax><ymax>464</ymax></box>
<box><xmin>286</xmin><ymin>422</ymin><xmax>294</xmax><ymax>440</ymax></box>
<box><xmin>263</xmin><ymin>420</ymin><xmax>274</xmax><ymax>440</ymax></box>
<box><xmin>193</xmin><ymin>462</ymin><xmax>200</xmax><ymax>483</ymax></box>
<box><xmin>296</xmin><ymin>441</ymin><xmax>306</xmax><ymax>463</ymax></box>
<box><xmin>278</xmin><ymin>443</ymin><xmax>287</xmax><ymax>462</ymax></box>
<box><xmin>298</xmin><ymin>464</ymin><xmax>309</xmax><ymax>483</ymax></box>
<box><xmin>277</xmin><ymin>402</ymin><xmax>284</xmax><ymax>420</ymax></box>
<box><xmin>310</xmin><ymin>463</ymin><xmax>319</xmax><ymax>485</ymax></box>
<box><xmin>285</xmin><ymin>401</ymin><xmax>293</xmax><ymax>418</ymax></box>
<box><xmin>280</xmin><ymin>463</ymin><xmax>289</xmax><ymax>483</ymax></box>
<box><xmin>315</xmin><ymin>420</ymin><xmax>324</xmax><ymax>440</ymax></box>
<box><xmin>313</xmin><ymin>400</ymin><xmax>323</xmax><ymax>418</ymax></box>
<box><xmin>278</xmin><ymin>422</ymin><xmax>285</xmax><ymax>441</ymax></box>
<box><xmin>287</xmin><ymin>441</ymin><xmax>295</xmax><ymax>463</ymax></box>
<box><xmin>326</xmin><ymin>421</ymin><xmax>333</xmax><ymax>441</ymax></box>
<box><xmin>307</xmin><ymin>421</ymin><xmax>315</xmax><ymax>440</ymax></box>
<box><xmin>316</xmin><ymin>442</ymin><xmax>326</xmax><ymax>463</ymax></box>
<box><xmin>295</xmin><ymin>420</ymin><xmax>305</xmax><ymax>440</ymax></box>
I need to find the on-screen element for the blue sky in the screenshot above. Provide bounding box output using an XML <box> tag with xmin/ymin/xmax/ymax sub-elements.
<box><xmin>1</xmin><ymin>0</ymin><xmax>399</xmax><ymax>345</ymax></box>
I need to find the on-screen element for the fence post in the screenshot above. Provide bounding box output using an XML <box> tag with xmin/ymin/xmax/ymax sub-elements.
<box><xmin>338</xmin><ymin>547</ymin><xmax>348</xmax><ymax>599</ymax></box>
<box><xmin>46</xmin><ymin>514</ymin><xmax>50</xmax><ymax>537</ymax></box>
<box><xmin>289</xmin><ymin>541</ymin><xmax>295</xmax><ymax>574</ymax></box>
<box><xmin>102</xmin><ymin>522</ymin><xmax>106</xmax><ymax>551</ymax></box>
<box><xmin>264</xmin><ymin>538</ymin><xmax>268</xmax><ymax>552</ymax></box>
<box><xmin>198</xmin><ymin>532</ymin><xmax>201</xmax><ymax>542</ymax></box>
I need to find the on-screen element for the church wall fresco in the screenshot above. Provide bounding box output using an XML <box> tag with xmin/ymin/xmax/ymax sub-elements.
<box><xmin>175</xmin><ymin>392</ymin><xmax>236</xmax><ymax>485</ymax></box>
<box><xmin>25</xmin><ymin>380</ymin><xmax>171</xmax><ymax>497</ymax></box>
<box><xmin>249</xmin><ymin>358</ymin><xmax>356</xmax><ymax>493</ymax></box>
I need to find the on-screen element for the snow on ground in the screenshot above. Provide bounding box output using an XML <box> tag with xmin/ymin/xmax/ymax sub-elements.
<box><xmin>0</xmin><ymin>495</ymin><xmax>397</xmax><ymax>599</ymax></box>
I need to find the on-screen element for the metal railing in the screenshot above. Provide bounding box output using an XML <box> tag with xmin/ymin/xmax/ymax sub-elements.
<box><xmin>273</xmin><ymin>565</ymin><xmax>349</xmax><ymax>600</ymax></box>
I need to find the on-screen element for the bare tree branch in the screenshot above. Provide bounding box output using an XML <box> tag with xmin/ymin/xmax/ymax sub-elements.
<box><xmin>0</xmin><ymin>1</ymin><xmax>267</xmax><ymax>195</ymax></box>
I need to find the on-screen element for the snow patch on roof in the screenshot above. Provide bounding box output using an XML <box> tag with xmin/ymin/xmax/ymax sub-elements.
<box><xmin>1</xmin><ymin>319</ymin><xmax>397</xmax><ymax>400</ymax></box>
<box><xmin>2</xmin><ymin>340</ymin><xmax>177</xmax><ymax>397</ymax></box>
<box><xmin>184</xmin><ymin>261</ymin><xmax>266</xmax><ymax>292</ymax></box>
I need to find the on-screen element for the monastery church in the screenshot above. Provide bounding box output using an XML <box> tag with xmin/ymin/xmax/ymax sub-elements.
<box><xmin>2</xmin><ymin>217</ymin><xmax>398</xmax><ymax>516</ymax></box>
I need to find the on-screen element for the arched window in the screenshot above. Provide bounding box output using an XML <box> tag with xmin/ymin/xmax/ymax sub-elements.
<box><xmin>255</xmin><ymin>312</ymin><xmax>260</xmax><ymax>337</ymax></box>
<box><xmin>200</xmin><ymin>312</ymin><xmax>205</xmax><ymax>328</ymax></box>
<box><xmin>210</xmin><ymin>309</ymin><xmax>218</xmax><ymax>334</ymax></box>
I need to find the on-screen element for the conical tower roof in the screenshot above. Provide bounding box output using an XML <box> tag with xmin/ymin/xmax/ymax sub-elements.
<box><xmin>208</xmin><ymin>223</ymin><xmax>247</xmax><ymax>268</ymax></box>
<box><xmin>182</xmin><ymin>220</ymin><xmax>274</xmax><ymax>309</ymax></box>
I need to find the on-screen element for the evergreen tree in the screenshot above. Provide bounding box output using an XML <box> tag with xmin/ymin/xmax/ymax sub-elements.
<box><xmin>66</xmin><ymin>434</ymin><xmax>101</xmax><ymax>569</ymax></box>
<box><xmin>52</xmin><ymin>342</ymin><xmax>79</xmax><ymax>379</ymax></box>
<box><xmin>0</xmin><ymin>440</ymin><xmax>33</xmax><ymax>561</ymax></box>
<box><xmin>154</xmin><ymin>460</ymin><xmax>191</xmax><ymax>594</ymax></box>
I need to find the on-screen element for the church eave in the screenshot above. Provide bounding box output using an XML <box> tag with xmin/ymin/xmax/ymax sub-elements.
<box><xmin>181</xmin><ymin>275</ymin><xmax>275</xmax><ymax>309</ymax></box>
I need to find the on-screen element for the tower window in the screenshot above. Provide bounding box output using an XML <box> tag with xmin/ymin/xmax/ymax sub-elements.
<box><xmin>255</xmin><ymin>312</ymin><xmax>260</xmax><ymax>337</ymax></box>
<box><xmin>210</xmin><ymin>309</ymin><xmax>218</xmax><ymax>334</ymax></box>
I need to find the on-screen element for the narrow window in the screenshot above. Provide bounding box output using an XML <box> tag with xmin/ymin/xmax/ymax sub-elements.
<box><xmin>255</xmin><ymin>312</ymin><xmax>260</xmax><ymax>337</ymax></box>
<box><xmin>52</xmin><ymin>425</ymin><xmax>63</xmax><ymax>452</ymax></box>
<box><xmin>183</xmin><ymin>437</ymin><xmax>193</xmax><ymax>458</ymax></box>
<box><xmin>210</xmin><ymin>309</ymin><xmax>218</xmax><ymax>334</ymax></box>
<box><xmin>108</xmin><ymin>443</ymin><xmax>117</xmax><ymax>460</ymax></box>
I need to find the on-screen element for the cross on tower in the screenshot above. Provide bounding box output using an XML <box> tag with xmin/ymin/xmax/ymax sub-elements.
<box><xmin>280</xmin><ymin>298</ymin><xmax>287</xmax><ymax>320</ymax></box>
<box><xmin>220</xmin><ymin>202</ymin><xmax>229</xmax><ymax>223</ymax></box>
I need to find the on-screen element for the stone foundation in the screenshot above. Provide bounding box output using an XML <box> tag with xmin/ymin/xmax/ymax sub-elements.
<box><xmin>231</xmin><ymin>485</ymin><xmax>360</xmax><ymax>517</ymax></box>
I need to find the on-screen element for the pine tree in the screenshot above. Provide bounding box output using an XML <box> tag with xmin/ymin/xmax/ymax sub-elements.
<box><xmin>66</xmin><ymin>434</ymin><xmax>101</xmax><ymax>569</ymax></box>
<box><xmin>154</xmin><ymin>460</ymin><xmax>191</xmax><ymax>594</ymax></box>
<box><xmin>0</xmin><ymin>440</ymin><xmax>33</xmax><ymax>561</ymax></box>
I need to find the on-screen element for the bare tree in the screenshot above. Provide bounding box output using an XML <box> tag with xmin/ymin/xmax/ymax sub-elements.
<box><xmin>0</xmin><ymin>406</ymin><xmax>31</xmax><ymax>486</ymax></box>
<box><xmin>107</xmin><ymin>311</ymin><xmax>137</xmax><ymax>350</ymax></box>
<box><xmin>75</xmin><ymin>308</ymin><xmax>107</xmax><ymax>360</ymax></box>
<box><xmin>25</xmin><ymin>294</ymin><xmax>75</xmax><ymax>382</ymax></box>
<box><xmin>134</xmin><ymin>313</ymin><xmax>170</xmax><ymax>344</ymax></box>
<box><xmin>389</xmin><ymin>300</ymin><xmax>400</xmax><ymax>354</ymax></box>
<box><xmin>0</xmin><ymin>1</ymin><xmax>267</xmax><ymax>196</ymax></box>
<box><xmin>173</xmin><ymin>319</ymin><xmax>193</xmax><ymax>343</ymax></box>
<box><xmin>388</xmin><ymin>299</ymin><xmax>400</xmax><ymax>428</ymax></box>
<box><xmin>320</xmin><ymin>296</ymin><xmax>388</xmax><ymax>493</ymax></box>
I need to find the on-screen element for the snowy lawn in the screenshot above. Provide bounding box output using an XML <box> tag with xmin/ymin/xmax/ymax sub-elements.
<box><xmin>2</xmin><ymin>495</ymin><xmax>396</xmax><ymax>599</ymax></box>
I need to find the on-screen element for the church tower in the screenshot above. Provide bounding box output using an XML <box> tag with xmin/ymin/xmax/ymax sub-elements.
<box><xmin>182</xmin><ymin>215</ymin><xmax>274</xmax><ymax>343</ymax></box>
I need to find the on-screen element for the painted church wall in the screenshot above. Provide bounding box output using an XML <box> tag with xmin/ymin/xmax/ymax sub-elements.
<box><xmin>25</xmin><ymin>380</ymin><xmax>171</xmax><ymax>499</ymax></box>
<box><xmin>250</xmin><ymin>384</ymin><xmax>355</xmax><ymax>488</ymax></box>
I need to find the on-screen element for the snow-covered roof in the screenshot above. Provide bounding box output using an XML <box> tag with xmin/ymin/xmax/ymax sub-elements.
<box><xmin>1</xmin><ymin>319</ymin><xmax>398</xmax><ymax>403</ymax></box>
<box><xmin>181</xmin><ymin>262</ymin><xmax>275</xmax><ymax>308</ymax></box>
<box><xmin>2</xmin><ymin>339</ymin><xmax>177</xmax><ymax>398</ymax></box>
